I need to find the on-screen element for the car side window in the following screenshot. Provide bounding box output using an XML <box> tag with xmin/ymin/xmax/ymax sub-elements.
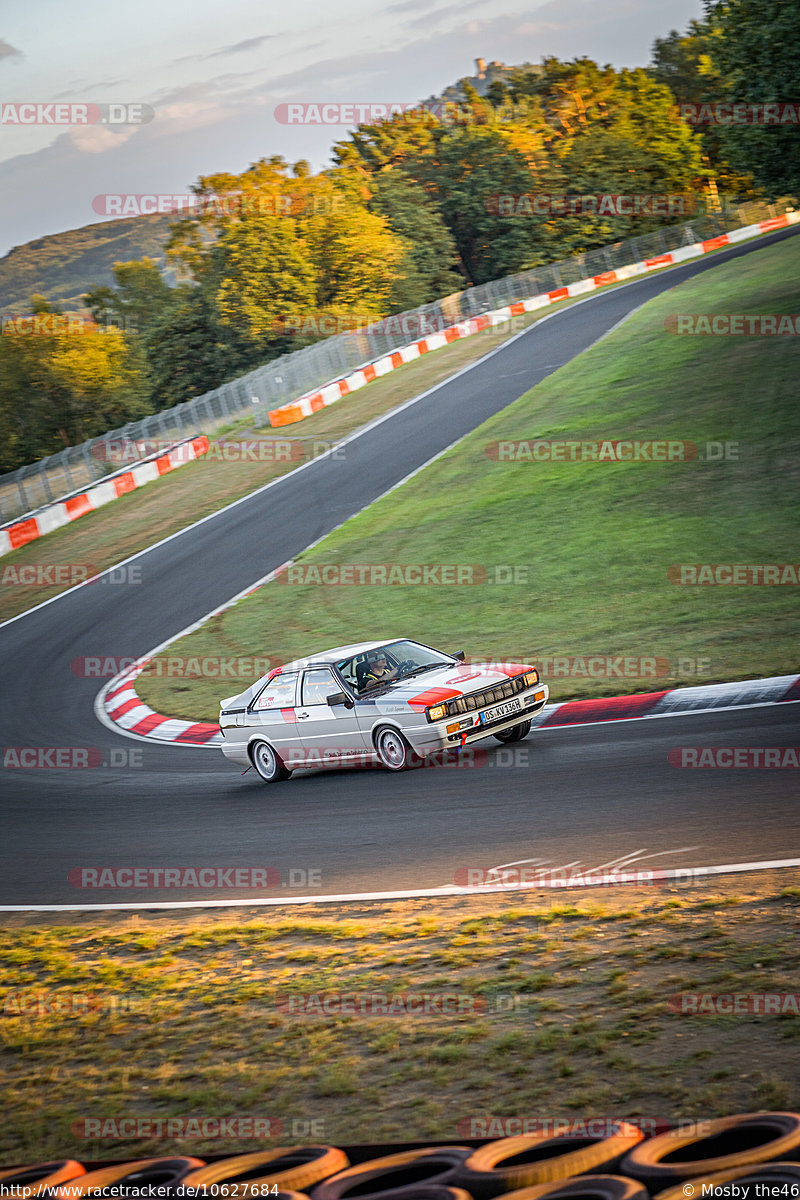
<box><xmin>301</xmin><ymin>668</ymin><xmax>337</xmax><ymax>706</ymax></box>
<box><xmin>252</xmin><ymin>672</ymin><xmax>298</xmax><ymax>711</ymax></box>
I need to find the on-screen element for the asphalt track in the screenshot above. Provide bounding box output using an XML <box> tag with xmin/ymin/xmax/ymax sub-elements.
<box><xmin>1</xmin><ymin>226</ymin><xmax>799</xmax><ymax>907</ymax></box>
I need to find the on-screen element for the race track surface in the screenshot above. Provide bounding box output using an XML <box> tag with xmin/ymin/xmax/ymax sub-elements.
<box><xmin>2</xmin><ymin>226</ymin><xmax>798</xmax><ymax>906</ymax></box>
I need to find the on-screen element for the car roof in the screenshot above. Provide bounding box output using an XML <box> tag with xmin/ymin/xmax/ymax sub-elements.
<box><xmin>281</xmin><ymin>639</ymin><xmax>405</xmax><ymax>671</ymax></box>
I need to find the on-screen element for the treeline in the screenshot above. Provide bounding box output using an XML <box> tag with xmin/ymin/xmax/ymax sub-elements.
<box><xmin>2</xmin><ymin>0</ymin><xmax>798</xmax><ymax>473</ymax></box>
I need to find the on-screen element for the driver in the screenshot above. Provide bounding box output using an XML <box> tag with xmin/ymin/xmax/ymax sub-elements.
<box><xmin>360</xmin><ymin>651</ymin><xmax>399</xmax><ymax>690</ymax></box>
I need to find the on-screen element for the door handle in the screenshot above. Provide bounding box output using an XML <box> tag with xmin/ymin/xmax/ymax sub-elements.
<box><xmin>296</xmin><ymin>711</ymin><xmax>310</xmax><ymax>719</ymax></box>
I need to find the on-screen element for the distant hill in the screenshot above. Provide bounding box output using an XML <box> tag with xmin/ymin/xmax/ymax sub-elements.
<box><xmin>0</xmin><ymin>213</ymin><xmax>182</xmax><ymax>314</ymax></box>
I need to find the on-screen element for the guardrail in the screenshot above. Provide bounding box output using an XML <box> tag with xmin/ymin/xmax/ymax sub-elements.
<box><xmin>0</xmin><ymin>198</ymin><xmax>790</xmax><ymax>523</ymax></box>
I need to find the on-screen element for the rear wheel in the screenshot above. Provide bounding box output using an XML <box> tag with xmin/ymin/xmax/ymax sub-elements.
<box><xmin>250</xmin><ymin>739</ymin><xmax>292</xmax><ymax>783</ymax></box>
<box><xmin>494</xmin><ymin>719</ymin><xmax>531</xmax><ymax>744</ymax></box>
<box><xmin>375</xmin><ymin>726</ymin><xmax>420</xmax><ymax>771</ymax></box>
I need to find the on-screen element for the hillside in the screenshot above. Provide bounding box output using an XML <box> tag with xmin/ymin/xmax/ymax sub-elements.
<box><xmin>0</xmin><ymin>213</ymin><xmax>181</xmax><ymax>313</ymax></box>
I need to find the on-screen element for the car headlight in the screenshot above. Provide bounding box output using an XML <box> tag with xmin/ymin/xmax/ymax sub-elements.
<box><xmin>523</xmin><ymin>669</ymin><xmax>539</xmax><ymax>686</ymax></box>
<box><xmin>426</xmin><ymin>703</ymin><xmax>448</xmax><ymax>722</ymax></box>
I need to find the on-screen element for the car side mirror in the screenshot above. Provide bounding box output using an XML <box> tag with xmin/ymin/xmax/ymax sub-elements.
<box><xmin>326</xmin><ymin>691</ymin><xmax>354</xmax><ymax>708</ymax></box>
<box><xmin>452</xmin><ymin>650</ymin><xmax>466</xmax><ymax>662</ymax></box>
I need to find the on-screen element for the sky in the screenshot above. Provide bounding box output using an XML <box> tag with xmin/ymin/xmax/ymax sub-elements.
<box><xmin>0</xmin><ymin>0</ymin><xmax>703</xmax><ymax>258</ymax></box>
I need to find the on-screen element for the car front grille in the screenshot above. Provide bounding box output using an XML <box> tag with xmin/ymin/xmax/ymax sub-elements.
<box><xmin>449</xmin><ymin>674</ymin><xmax>527</xmax><ymax>715</ymax></box>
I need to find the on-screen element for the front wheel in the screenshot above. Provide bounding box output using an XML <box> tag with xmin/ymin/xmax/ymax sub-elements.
<box><xmin>494</xmin><ymin>720</ymin><xmax>531</xmax><ymax>744</ymax></box>
<box><xmin>374</xmin><ymin>726</ymin><xmax>420</xmax><ymax>771</ymax></box>
<box><xmin>250</xmin><ymin>739</ymin><xmax>292</xmax><ymax>783</ymax></box>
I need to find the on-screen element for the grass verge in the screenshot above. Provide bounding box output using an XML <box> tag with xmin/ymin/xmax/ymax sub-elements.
<box><xmin>1</xmin><ymin>871</ymin><xmax>798</xmax><ymax>1159</ymax></box>
<box><xmin>138</xmin><ymin>234</ymin><xmax>800</xmax><ymax>720</ymax></box>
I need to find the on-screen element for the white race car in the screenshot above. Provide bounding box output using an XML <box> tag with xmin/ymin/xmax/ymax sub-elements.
<box><xmin>219</xmin><ymin>638</ymin><xmax>548</xmax><ymax>782</ymax></box>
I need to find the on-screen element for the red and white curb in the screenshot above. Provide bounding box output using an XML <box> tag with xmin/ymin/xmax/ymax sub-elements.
<box><xmin>0</xmin><ymin>436</ymin><xmax>210</xmax><ymax>559</ymax></box>
<box><xmin>99</xmin><ymin>659</ymin><xmax>800</xmax><ymax>749</ymax></box>
<box><xmin>267</xmin><ymin>212</ymin><xmax>800</xmax><ymax>427</ymax></box>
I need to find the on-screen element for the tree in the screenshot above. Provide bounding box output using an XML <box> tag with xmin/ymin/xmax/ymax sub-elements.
<box><xmin>0</xmin><ymin>298</ymin><xmax>150</xmax><ymax>470</ymax></box>
<box><xmin>651</xmin><ymin>19</ymin><xmax>721</xmax><ymax>105</ymax></box>
<box><xmin>369</xmin><ymin>170</ymin><xmax>463</xmax><ymax>308</ymax></box>
<box><xmin>702</xmin><ymin>0</ymin><xmax>800</xmax><ymax>196</ymax></box>
<box><xmin>84</xmin><ymin>258</ymin><xmax>173</xmax><ymax>336</ymax></box>
<box><xmin>143</xmin><ymin>285</ymin><xmax>265</xmax><ymax>409</ymax></box>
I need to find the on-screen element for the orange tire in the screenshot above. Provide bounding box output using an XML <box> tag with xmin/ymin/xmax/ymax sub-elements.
<box><xmin>183</xmin><ymin>1148</ymin><xmax>349</xmax><ymax>1196</ymax></box>
<box><xmin>311</xmin><ymin>1148</ymin><xmax>472</xmax><ymax>1200</ymax></box>
<box><xmin>620</xmin><ymin>1113</ymin><xmax>800</xmax><ymax>1189</ymax></box>
<box><xmin>453</xmin><ymin>1127</ymin><xmax>645</xmax><ymax>1198</ymax></box>
<box><xmin>52</xmin><ymin>1157</ymin><xmax>205</xmax><ymax>1197</ymax></box>
<box><xmin>0</xmin><ymin>1162</ymin><xmax>86</xmax><ymax>1194</ymax></box>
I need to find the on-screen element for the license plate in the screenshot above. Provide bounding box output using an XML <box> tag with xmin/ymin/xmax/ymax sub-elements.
<box><xmin>480</xmin><ymin>698</ymin><xmax>522</xmax><ymax>724</ymax></box>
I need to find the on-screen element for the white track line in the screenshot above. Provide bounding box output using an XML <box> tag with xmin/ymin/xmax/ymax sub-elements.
<box><xmin>2</xmin><ymin>858</ymin><xmax>799</xmax><ymax>912</ymax></box>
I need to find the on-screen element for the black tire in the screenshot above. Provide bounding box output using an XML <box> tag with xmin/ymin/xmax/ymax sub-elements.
<box><xmin>53</xmin><ymin>1158</ymin><xmax>205</xmax><ymax>1198</ymax></box>
<box><xmin>0</xmin><ymin>1162</ymin><xmax>86</xmax><ymax>1194</ymax></box>
<box><xmin>311</xmin><ymin>1148</ymin><xmax>471</xmax><ymax>1200</ymax></box>
<box><xmin>620</xmin><ymin>1112</ymin><xmax>800</xmax><ymax>1191</ymax></box>
<box><xmin>183</xmin><ymin>1148</ymin><xmax>349</xmax><ymax>1196</ymax></box>
<box><xmin>250</xmin><ymin>739</ymin><xmax>292</xmax><ymax>783</ymax></box>
<box><xmin>453</xmin><ymin>1126</ymin><xmax>645</xmax><ymax>1199</ymax></box>
<box><xmin>494</xmin><ymin>720</ymin><xmax>532</xmax><ymax>744</ymax></box>
<box><xmin>495</xmin><ymin>1175</ymin><xmax>649</xmax><ymax>1200</ymax></box>
<box><xmin>374</xmin><ymin>726</ymin><xmax>420</xmax><ymax>771</ymax></box>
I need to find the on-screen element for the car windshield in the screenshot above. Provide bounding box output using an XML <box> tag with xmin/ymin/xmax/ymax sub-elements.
<box><xmin>337</xmin><ymin>641</ymin><xmax>455</xmax><ymax>693</ymax></box>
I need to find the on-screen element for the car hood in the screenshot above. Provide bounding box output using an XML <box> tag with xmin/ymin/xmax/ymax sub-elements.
<box><xmin>368</xmin><ymin>661</ymin><xmax>534</xmax><ymax>704</ymax></box>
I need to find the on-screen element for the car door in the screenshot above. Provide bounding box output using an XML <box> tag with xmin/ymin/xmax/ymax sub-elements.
<box><xmin>296</xmin><ymin>667</ymin><xmax>369</xmax><ymax>762</ymax></box>
<box><xmin>246</xmin><ymin>671</ymin><xmax>304</xmax><ymax>767</ymax></box>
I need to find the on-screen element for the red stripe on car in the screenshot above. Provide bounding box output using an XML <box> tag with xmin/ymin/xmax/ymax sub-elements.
<box><xmin>407</xmin><ymin>687</ymin><xmax>463</xmax><ymax>711</ymax></box>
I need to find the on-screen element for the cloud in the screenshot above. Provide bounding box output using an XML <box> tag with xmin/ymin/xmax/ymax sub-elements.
<box><xmin>386</xmin><ymin>0</ymin><xmax>430</xmax><ymax>11</ymax></box>
<box><xmin>54</xmin><ymin>81</ymin><xmax>127</xmax><ymax>99</ymax></box>
<box><xmin>173</xmin><ymin>33</ymin><xmax>280</xmax><ymax>65</ymax></box>
<box><xmin>211</xmin><ymin>35</ymin><xmax>280</xmax><ymax>57</ymax></box>
<box><xmin>0</xmin><ymin>38</ymin><xmax>24</xmax><ymax>62</ymax></box>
